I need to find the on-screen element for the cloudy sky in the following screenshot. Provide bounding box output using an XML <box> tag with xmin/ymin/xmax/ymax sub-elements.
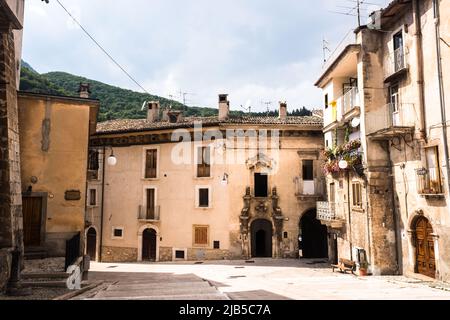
<box><xmin>23</xmin><ymin>0</ymin><xmax>390</xmax><ymax>112</ymax></box>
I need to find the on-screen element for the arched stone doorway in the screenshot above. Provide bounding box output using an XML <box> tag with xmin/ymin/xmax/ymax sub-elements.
<box><xmin>142</xmin><ymin>228</ymin><xmax>157</xmax><ymax>261</ymax></box>
<box><xmin>86</xmin><ymin>227</ymin><xmax>97</xmax><ymax>261</ymax></box>
<box><xmin>251</xmin><ymin>219</ymin><xmax>272</xmax><ymax>257</ymax></box>
<box><xmin>414</xmin><ymin>216</ymin><xmax>436</xmax><ymax>278</ymax></box>
<box><xmin>299</xmin><ymin>209</ymin><xmax>328</xmax><ymax>258</ymax></box>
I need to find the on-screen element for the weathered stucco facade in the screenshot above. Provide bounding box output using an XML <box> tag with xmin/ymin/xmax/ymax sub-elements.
<box><xmin>86</xmin><ymin>98</ymin><xmax>326</xmax><ymax>263</ymax></box>
<box><xmin>18</xmin><ymin>92</ymin><xmax>99</xmax><ymax>257</ymax></box>
<box><xmin>316</xmin><ymin>0</ymin><xmax>450</xmax><ymax>281</ymax></box>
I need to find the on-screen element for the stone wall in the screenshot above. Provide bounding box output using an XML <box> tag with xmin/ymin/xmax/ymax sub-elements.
<box><xmin>0</xmin><ymin>249</ymin><xmax>12</xmax><ymax>292</ymax></box>
<box><xmin>159</xmin><ymin>246</ymin><xmax>172</xmax><ymax>262</ymax></box>
<box><xmin>0</xmin><ymin>26</ymin><xmax>23</xmax><ymax>292</ymax></box>
<box><xmin>186</xmin><ymin>248</ymin><xmax>231</xmax><ymax>261</ymax></box>
<box><xmin>100</xmin><ymin>246</ymin><xmax>137</xmax><ymax>262</ymax></box>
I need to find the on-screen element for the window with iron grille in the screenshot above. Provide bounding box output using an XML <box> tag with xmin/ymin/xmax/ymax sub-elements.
<box><xmin>197</xmin><ymin>146</ymin><xmax>211</xmax><ymax>178</ymax></box>
<box><xmin>145</xmin><ymin>149</ymin><xmax>157</xmax><ymax>179</ymax></box>
<box><xmin>194</xmin><ymin>226</ymin><xmax>209</xmax><ymax>246</ymax></box>
<box><xmin>213</xmin><ymin>241</ymin><xmax>220</xmax><ymax>249</ymax></box>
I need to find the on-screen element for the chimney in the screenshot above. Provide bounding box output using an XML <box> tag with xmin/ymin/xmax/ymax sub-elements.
<box><xmin>78</xmin><ymin>83</ymin><xmax>91</xmax><ymax>99</ymax></box>
<box><xmin>279</xmin><ymin>101</ymin><xmax>287</xmax><ymax>120</ymax></box>
<box><xmin>147</xmin><ymin>101</ymin><xmax>160</xmax><ymax>122</ymax></box>
<box><xmin>162</xmin><ymin>108</ymin><xmax>170</xmax><ymax>122</ymax></box>
<box><xmin>218</xmin><ymin>94</ymin><xmax>230</xmax><ymax>121</ymax></box>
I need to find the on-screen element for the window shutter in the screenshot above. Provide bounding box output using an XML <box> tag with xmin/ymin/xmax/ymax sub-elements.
<box><xmin>145</xmin><ymin>149</ymin><xmax>157</xmax><ymax>178</ymax></box>
<box><xmin>195</xmin><ymin>227</ymin><xmax>208</xmax><ymax>245</ymax></box>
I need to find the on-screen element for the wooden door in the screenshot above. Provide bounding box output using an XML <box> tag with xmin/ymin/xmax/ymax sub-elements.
<box><xmin>23</xmin><ymin>196</ymin><xmax>43</xmax><ymax>246</ymax></box>
<box><xmin>86</xmin><ymin>228</ymin><xmax>97</xmax><ymax>260</ymax></box>
<box><xmin>142</xmin><ymin>229</ymin><xmax>157</xmax><ymax>261</ymax></box>
<box><xmin>415</xmin><ymin>217</ymin><xmax>436</xmax><ymax>278</ymax></box>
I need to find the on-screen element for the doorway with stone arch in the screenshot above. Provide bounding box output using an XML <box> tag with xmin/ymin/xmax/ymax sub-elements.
<box><xmin>299</xmin><ymin>209</ymin><xmax>328</xmax><ymax>258</ymax></box>
<box><xmin>142</xmin><ymin>228</ymin><xmax>157</xmax><ymax>261</ymax></box>
<box><xmin>251</xmin><ymin>219</ymin><xmax>273</xmax><ymax>258</ymax></box>
<box><xmin>86</xmin><ymin>227</ymin><xmax>97</xmax><ymax>261</ymax></box>
<box><xmin>414</xmin><ymin>216</ymin><xmax>436</xmax><ymax>278</ymax></box>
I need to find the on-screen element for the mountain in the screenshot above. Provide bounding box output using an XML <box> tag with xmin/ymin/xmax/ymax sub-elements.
<box><xmin>19</xmin><ymin>61</ymin><xmax>312</xmax><ymax>121</ymax></box>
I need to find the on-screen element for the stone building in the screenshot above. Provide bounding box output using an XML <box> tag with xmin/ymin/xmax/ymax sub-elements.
<box><xmin>0</xmin><ymin>0</ymin><xmax>24</xmax><ymax>293</ymax></box>
<box><xmin>85</xmin><ymin>96</ymin><xmax>326</xmax><ymax>262</ymax></box>
<box><xmin>315</xmin><ymin>0</ymin><xmax>450</xmax><ymax>281</ymax></box>
<box><xmin>18</xmin><ymin>88</ymin><xmax>99</xmax><ymax>257</ymax></box>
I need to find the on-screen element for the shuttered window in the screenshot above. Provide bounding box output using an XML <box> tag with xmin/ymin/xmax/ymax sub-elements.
<box><xmin>89</xmin><ymin>189</ymin><xmax>97</xmax><ymax>206</ymax></box>
<box><xmin>197</xmin><ymin>147</ymin><xmax>211</xmax><ymax>177</ymax></box>
<box><xmin>146</xmin><ymin>189</ymin><xmax>155</xmax><ymax>214</ymax></box>
<box><xmin>145</xmin><ymin>149</ymin><xmax>157</xmax><ymax>179</ymax></box>
<box><xmin>194</xmin><ymin>226</ymin><xmax>209</xmax><ymax>246</ymax></box>
<box><xmin>352</xmin><ymin>182</ymin><xmax>362</xmax><ymax>208</ymax></box>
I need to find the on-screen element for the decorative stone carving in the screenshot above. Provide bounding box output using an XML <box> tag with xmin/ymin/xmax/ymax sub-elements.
<box><xmin>271</xmin><ymin>187</ymin><xmax>283</xmax><ymax>242</ymax></box>
<box><xmin>255</xmin><ymin>201</ymin><xmax>268</xmax><ymax>215</ymax></box>
<box><xmin>246</xmin><ymin>153</ymin><xmax>274</xmax><ymax>170</ymax></box>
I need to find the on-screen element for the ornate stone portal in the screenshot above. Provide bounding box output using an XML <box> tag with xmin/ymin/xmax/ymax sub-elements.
<box><xmin>240</xmin><ymin>186</ymin><xmax>284</xmax><ymax>259</ymax></box>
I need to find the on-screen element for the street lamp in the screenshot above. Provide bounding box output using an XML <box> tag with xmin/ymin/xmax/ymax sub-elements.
<box><xmin>220</xmin><ymin>173</ymin><xmax>229</xmax><ymax>186</ymax></box>
<box><xmin>107</xmin><ymin>148</ymin><xmax>117</xmax><ymax>166</ymax></box>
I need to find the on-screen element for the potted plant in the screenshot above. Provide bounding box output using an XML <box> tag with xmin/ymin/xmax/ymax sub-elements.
<box><xmin>358</xmin><ymin>261</ymin><xmax>369</xmax><ymax>276</ymax></box>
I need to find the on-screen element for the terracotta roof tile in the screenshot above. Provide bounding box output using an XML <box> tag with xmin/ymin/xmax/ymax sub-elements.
<box><xmin>96</xmin><ymin>116</ymin><xmax>323</xmax><ymax>134</ymax></box>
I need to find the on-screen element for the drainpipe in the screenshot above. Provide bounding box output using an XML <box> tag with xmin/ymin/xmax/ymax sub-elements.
<box><xmin>347</xmin><ymin>171</ymin><xmax>353</xmax><ymax>260</ymax></box>
<box><xmin>387</xmin><ymin>145</ymin><xmax>401</xmax><ymax>275</ymax></box>
<box><xmin>432</xmin><ymin>0</ymin><xmax>450</xmax><ymax>203</ymax></box>
<box><xmin>99</xmin><ymin>146</ymin><xmax>106</xmax><ymax>262</ymax></box>
<box><xmin>412</xmin><ymin>0</ymin><xmax>427</xmax><ymax>141</ymax></box>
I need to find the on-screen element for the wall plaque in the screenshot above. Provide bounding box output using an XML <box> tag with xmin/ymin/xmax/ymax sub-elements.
<box><xmin>65</xmin><ymin>190</ymin><xmax>81</xmax><ymax>201</ymax></box>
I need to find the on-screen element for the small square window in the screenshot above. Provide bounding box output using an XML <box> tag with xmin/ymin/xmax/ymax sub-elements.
<box><xmin>113</xmin><ymin>228</ymin><xmax>123</xmax><ymax>238</ymax></box>
<box><xmin>175</xmin><ymin>250</ymin><xmax>185</xmax><ymax>259</ymax></box>
<box><xmin>213</xmin><ymin>241</ymin><xmax>220</xmax><ymax>249</ymax></box>
<box><xmin>283</xmin><ymin>232</ymin><xmax>288</xmax><ymax>239</ymax></box>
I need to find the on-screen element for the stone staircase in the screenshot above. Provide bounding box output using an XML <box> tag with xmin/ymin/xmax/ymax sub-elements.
<box><xmin>21</xmin><ymin>272</ymin><xmax>70</xmax><ymax>288</ymax></box>
<box><xmin>24</xmin><ymin>247</ymin><xmax>48</xmax><ymax>260</ymax></box>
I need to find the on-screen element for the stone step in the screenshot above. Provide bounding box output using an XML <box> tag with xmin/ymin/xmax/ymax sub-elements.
<box><xmin>88</xmin><ymin>293</ymin><xmax>229</xmax><ymax>300</ymax></box>
<box><xmin>24</xmin><ymin>251</ymin><xmax>48</xmax><ymax>260</ymax></box>
<box><xmin>22</xmin><ymin>272</ymin><xmax>69</xmax><ymax>280</ymax></box>
<box><xmin>95</xmin><ymin>286</ymin><xmax>219</xmax><ymax>298</ymax></box>
<box><xmin>111</xmin><ymin>276</ymin><xmax>207</xmax><ymax>285</ymax></box>
<box><xmin>106</xmin><ymin>281</ymin><xmax>212</xmax><ymax>292</ymax></box>
<box><xmin>21</xmin><ymin>280</ymin><xmax>67</xmax><ymax>288</ymax></box>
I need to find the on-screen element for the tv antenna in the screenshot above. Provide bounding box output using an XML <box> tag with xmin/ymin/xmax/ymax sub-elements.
<box><xmin>323</xmin><ymin>37</ymin><xmax>331</xmax><ymax>64</ymax></box>
<box><xmin>328</xmin><ymin>0</ymin><xmax>380</xmax><ymax>27</ymax></box>
<box><xmin>241</xmin><ymin>100</ymin><xmax>252</xmax><ymax>115</ymax></box>
<box><xmin>178</xmin><ymin>90</ymin><xmax>196</xmax><ymax>106</ymax></box>
<box><xmin>261</xmin><ymin>101</ymin><xmax>273</xmax><ymax>116</ymax></box>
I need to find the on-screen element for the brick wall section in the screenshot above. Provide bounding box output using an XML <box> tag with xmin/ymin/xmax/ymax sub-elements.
<box><xmin>0</xmin><ymin>26</ymin><xmax>23</xmax><ymax>292</ymax></box>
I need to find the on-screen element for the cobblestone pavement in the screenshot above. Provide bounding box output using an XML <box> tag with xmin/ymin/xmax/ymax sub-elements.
<box><xmin>84</xmin><ymin>259</ymin><xmax>450</xmax><ymax>300</ymax></box>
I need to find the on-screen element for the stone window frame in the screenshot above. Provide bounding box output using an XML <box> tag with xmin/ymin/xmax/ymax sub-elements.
<box><xmin>142</xmin><ymin>146</ymin><xmax>160</xmax><ymax>180</ymax></box>
<box><xmin>351</xmin><ymin>181</ymin><xmax>363</xmax><ymax>209</ymax></box>
<box><xmin>172</xmin><ymin>248</ymin><xmax>187</xmax><ymax>261</ymax></box>
<box><xmin>195</xmin><ymin>185</ymin><xmax>212</xmax><ymax>209</ymax></box>
<box><xmin>112</xmin><ymin>227</ymin><xmax>124</xmax><ymax>240</ymax></box>
<box><xmin>87</xmin><ymin>187</ymin><xmax>98</xmax><ymax>207</ymax></box>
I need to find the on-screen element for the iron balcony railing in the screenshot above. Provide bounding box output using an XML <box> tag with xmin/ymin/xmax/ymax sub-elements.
<box><xmin>316</xmin><ymin>201</ymin><xmax>336</xmax><ymax>221</ymax></box>
<box><xmin>295</xmin><ymin>178</ymin><xmax>325</xmax><ymax>197</ymax></box>
<box><xmin>342</xmin><ymin>87</ymin><xmax>360</xmax><ymax>115</ymax></box>
<box><xmin>366</xmin><ymin>102</ymin><xmax>416</xmax><ymax>134</ymax></box>
<box><xmin>385</xmin><ymin>48</ymin><xmax>408</xmax><ymax>77</ymax></box>
<box><xmin>138</xmin><ymin>205</ymin><xmax>161</xmax><ymax>221</ymax></box>
<box><xmin>415</xmin><ymin>168</ymin><xmax>444</xmax><ymax>195</ymax></box>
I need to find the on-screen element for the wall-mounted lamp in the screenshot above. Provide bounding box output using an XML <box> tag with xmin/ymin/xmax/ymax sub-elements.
<box><xmin>220</xmin><ymin>173</ymin><xmax>229</xmax><ymax>186</ymax></box>
<box><xmin>106</xmin><ymin>147</ymin><xmax>117</xmax><ymax>166</ymax></box>
<box><xmin>338</xmin><ymin>160</ymin><xmax>348</xmax><ymax>169</ymax></box>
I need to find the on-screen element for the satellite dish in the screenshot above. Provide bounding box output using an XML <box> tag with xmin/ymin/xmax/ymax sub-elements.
<box><xmin>141</xmin><ymin>101</ymin><xmax>148</xmax><ymax>111</ymax></box>
<box><xmin>351</xmin><ymin>117</ymin><xmax>361</xmax><ymax>128</ymax></box>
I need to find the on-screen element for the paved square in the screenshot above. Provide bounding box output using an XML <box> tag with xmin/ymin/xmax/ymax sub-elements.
<box><xmin>82</xmin><ymin>259</ymin><xmax>450</xmax><ymax>300</ymax></box>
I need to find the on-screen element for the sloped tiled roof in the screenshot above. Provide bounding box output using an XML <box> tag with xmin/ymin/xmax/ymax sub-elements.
<box><xmin>96</xmin><ymin>115</ymin><xmax>323</xmax><ymax>135</ymax></box>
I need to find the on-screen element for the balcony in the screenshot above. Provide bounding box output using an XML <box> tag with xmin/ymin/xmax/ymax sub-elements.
<box><xmin>384</xmin><ymin>48</ymin><xmax>409</xmax><ymax>83</ymax></box>
<box><xmin>324</xmin><ymin>88</ymin><xmax>360</xmax><ymax>132</ymax></box>
<box><xmin>316</xmin><ymin>201</ymin><xmax>345</xmax><ymax>229</ymax></box>
<box><xmin>415</xmin><ymin>168</ymin><xmax>444</xmax><ymax>197</ymax></box>
<box><xmin>87</xmin><ymin>169</ymin><xmax>99</xmax><ymax>181</ymax></box>
<box><xmin>138</xmin><ymin>205</ymin><xmax>161</xmax><ymax>222</ymax></box>
<box><xmin>295</xmin><ymin>178</ymin><xmax>325</xmax><ymax>201</ymax></box>
<box><xmin>342</xmin><ymin>87</ymin><xmax>360</xmax><ymax>120</ymax></box>
<box><xmin>367</xmin><ymin>103</ymin><xmax>415</xmax><ymax>140</ymax></box>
